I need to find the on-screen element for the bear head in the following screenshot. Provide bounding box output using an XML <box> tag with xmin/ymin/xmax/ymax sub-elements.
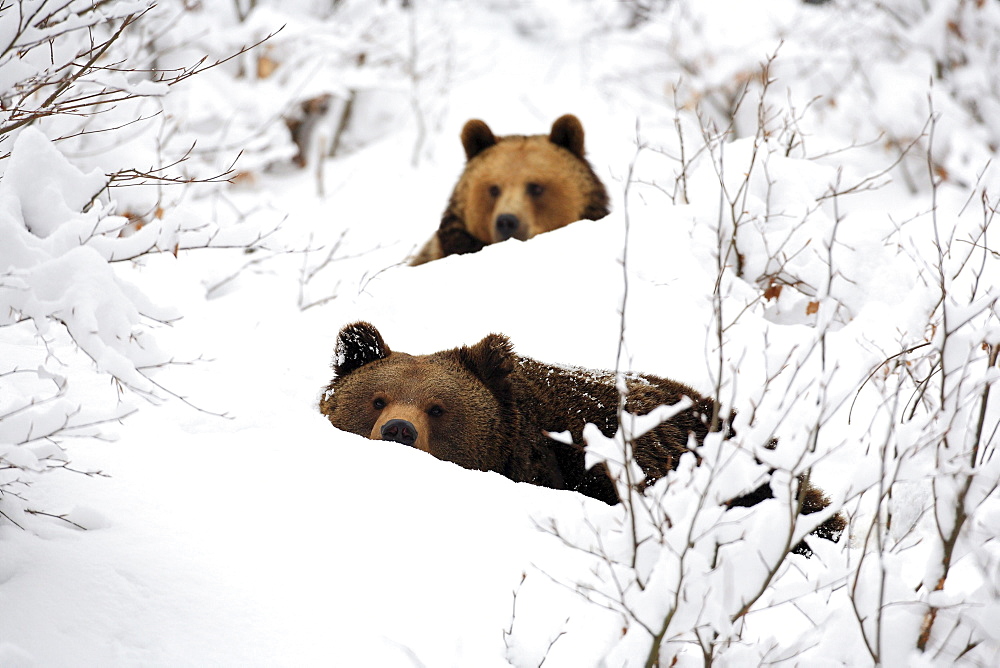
<box><xmin>319</xmin><ymin>321</ymin><xmax>520</xmax><ymax>474</ymax></box>
<box><xmin>452</xmin><ymin>114</ymin><xmax>609</xmax><ymax>245</ymax></box>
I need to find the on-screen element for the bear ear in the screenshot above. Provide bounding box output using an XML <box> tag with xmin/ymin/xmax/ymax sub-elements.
<box><xmin>461</xmin><ymin>119</ymin><xmax>496</xmax><ymax>160</ymax></box>
<box><xmin>333</xmin><ymin>321</ymin><xmax>391</xmax><ymax>378</ymax></box>
<box><xmin>458</xmin><ymin>333</ymin><xmax>516</xmax><ymax>391</ymax></box>
<box><xmin>549</xmin><ymin>114</ymin><xmax>585</xmax><ymax>159</ymax></box>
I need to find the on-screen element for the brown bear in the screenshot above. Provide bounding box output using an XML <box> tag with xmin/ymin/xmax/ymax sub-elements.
<box><xmin>319</xmin><ymin>322</ymin><xmax>845</xmax><ymax>555</ymax></box>
<box><xmin>410</xmin><ymin>114</ymin><xmax>610</xmax><ymax>265</ymax></box>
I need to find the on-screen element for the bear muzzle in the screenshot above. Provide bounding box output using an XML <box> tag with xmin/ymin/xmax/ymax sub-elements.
<box><xmin>379</xmin><ymin>418</ymin><xmax>419</xmax><ymax>447</ymax></box>
<box><xmin>494</xmin><ymin>213</ymin><xmax>525</xmax><ymax>242</ymax></box>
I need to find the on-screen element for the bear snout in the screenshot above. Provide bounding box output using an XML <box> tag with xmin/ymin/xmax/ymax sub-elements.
<box><xmin>380</xmin><ymin>418</ymin><xmax>419</xmax><ymax>447</ymax></box>
<box><xmin>494</xmin><ymin>213</ymin><xmax>521</xmax><ymax>242</ymax></box>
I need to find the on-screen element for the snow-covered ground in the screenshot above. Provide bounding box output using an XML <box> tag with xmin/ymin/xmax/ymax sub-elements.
<box><xmin>2</xmin><ymin>1</ymin><xmax>999</xmax><ymax>666</ymax></box>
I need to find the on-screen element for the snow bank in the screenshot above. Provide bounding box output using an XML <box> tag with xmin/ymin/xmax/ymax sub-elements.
<box><xmin>1</xmin><ymin>0</ymin><xmax>999</xmax><ymax>666</ymax></box>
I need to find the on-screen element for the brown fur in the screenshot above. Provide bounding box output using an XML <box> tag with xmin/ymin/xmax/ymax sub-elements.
<box><xmin>319</xmin><ymin>322</ymin><xmax>845</xmax><ymax>555</ymax></box>
<box><xmin>410</xmin><ymin>115</ymin><xmax>610</xmax><ymax>265</ymax></box>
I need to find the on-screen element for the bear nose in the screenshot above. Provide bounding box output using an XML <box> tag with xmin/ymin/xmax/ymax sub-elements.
<box><xmin>380</xmin><ymin>419</ymin><xmax>418</xmax><ymax>447</ymax></box>
<box><xmin>495</xmin><ymin>214</ymin><xmax>520</xmax><ymax>241</ymax></box>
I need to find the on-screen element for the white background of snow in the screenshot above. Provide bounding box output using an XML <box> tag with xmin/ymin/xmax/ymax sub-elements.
<box><xmin>1</xmin><ymin>1</ymin><xmax>998</xmax><ymax>666</ymax></box>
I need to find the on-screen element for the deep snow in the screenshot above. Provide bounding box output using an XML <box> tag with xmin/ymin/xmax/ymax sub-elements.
<box><xmin>2</xmin><ymin>1</ymin><xmax>999</xmax><ymax>666</ymax></box>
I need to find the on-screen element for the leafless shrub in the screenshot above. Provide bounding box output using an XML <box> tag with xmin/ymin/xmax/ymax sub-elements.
<box><xmin>0</xmin><ymin>0</ymin><xmax>277</xmax><ymax>528</ymax></box>
<box><xmin>538</xmin><ymin>35</ymin><xmax>999</xmax><ymax>664</ymax></box>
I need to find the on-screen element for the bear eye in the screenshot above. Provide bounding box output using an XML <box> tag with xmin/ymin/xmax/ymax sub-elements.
<box><xmin>488</xmin><ymin>184</ymin><xmax>501</xmax><ymax>198</ymax></box>
<box><xmin>526</xmin><ymin>183</ymin><xmax>544</xmax><ymax>198</ymax></box>
<box><xmin>373</xmin><ymin>397</ymin><xmax>386</xmax><ymax>410</ymax></box>
<box><xmin>427</xmin><ymin>405</ymin><xmax>444</xmax><ymax>417</ymax></box>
